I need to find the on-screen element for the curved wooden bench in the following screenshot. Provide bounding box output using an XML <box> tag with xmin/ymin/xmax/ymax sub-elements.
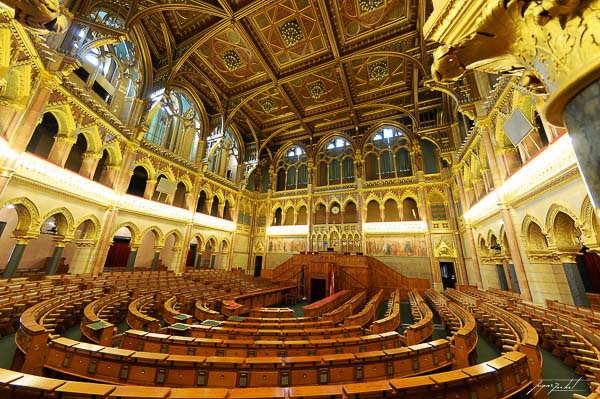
<box><xmin>322</xmin><ymin>291</ymin><xmax>367</xmax><ymax>325</ymax></box>
<box><xmin>371</xmin><ymin>289</ymin><xmax>401</xmax><ymax>334</ymax></box>
<box><xmin>344</xmin><ymin>290</ymin><xmax>384</xmax><ymax>328</ymax></box>
<box><xmin>423</xmin><ymin>289</ymin><xmax>477</xmax><ymax>368</ymax></box>
<box><xmin>45</xmin><ymin>336</ymin><xmax>453</xmax><ymax>388</ymax></box>
<box><xmin>126</xmin><ymin>294</ymin><xmax>162</xmax><ymax>333</ymax></box>
<box><xmin>404</xmin><ymin>290</ymin><xmax>433</xmax><ymax>345</ymax></box>
<box><xmin>82</xmin><ymin>291</ymin><xmax>131</xmax><ymax>345</ymax></box>
<box><xmin>0</xmin><ymin>351</ymin><xmax>534</xmax><ymax>398</ymax></box>
<box><xmin>120</xmin><ymin>329</ymin><xmax>403</xmax><ymax>357</ymax></box>
<box><xmin>302</xmin><ymin>290</ymin><xmax>352</xmax><ymax>318</ymax></box>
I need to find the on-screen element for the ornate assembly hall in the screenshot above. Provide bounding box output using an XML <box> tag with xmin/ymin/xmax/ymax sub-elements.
<box><xmin>0</xmin><ymin>0</ymin><xmax>599</xmax><ymax>398</ymax></box>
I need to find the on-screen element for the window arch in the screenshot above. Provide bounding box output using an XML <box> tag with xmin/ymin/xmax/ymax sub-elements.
<box><xmin>317</xmin><ymin>137</ymin><xmax>354</xmax><ymax>186</ymax></box>
<box><xmin>275</xmin><ymin>146</ymin><xmax>308</xmax><ymax>191</ymax></box>
<box><xmin>207</xmin><ymin>129</ymin><xmax>240</xmax><ymax>182</ymax></box>
<box><xmin>364</xmin><ymin>127</ymin><xmax>412</xmax><ymax>181</ymax></box>
<box><xmin>72</xmin><ymin>18</ymin><xmax>141</xmax><ymax>123</ymax></box>
<box><xmin>146</xmin><ymin>90</ymin><xmax>202</xmax><ymax>162</ymax></box>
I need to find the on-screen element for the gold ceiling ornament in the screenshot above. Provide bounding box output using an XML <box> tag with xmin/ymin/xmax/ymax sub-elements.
<box><xmin>260</xmin><ymin>99</ymin><xmax>275</xmax><ymax>113</ymax></box>
<box><xmin>358</xmin><ymin>0</ymin><xmax>385</xmax><ymax>14</ymax></box>
<box><xmin>307</xmin><ymin>81</ymin><xmax>326</xmax><ymax>100</ymax></box>
<box><xmin>368</xmin><ymin>60</ymin><xmax>389</xmax><ymax>82</ymax></box>
<box><xmin>220</xmin><ymin>50</ymin><xmax>244</xmax><ymax>71</ymax></box>
<box><xmin>1</xmin><ymin>0</ymin><xmax>70</xmax><ymax>33</ymax></box>
<box><xmin>278</xmin><ymin>19</ymin><xmax>304</xmax><ymax>47</ymax></box>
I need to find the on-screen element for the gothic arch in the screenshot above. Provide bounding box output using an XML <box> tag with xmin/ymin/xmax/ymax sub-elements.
<box><xmin>38</xmin><ymin>207</ymin><xmax>75</xmax><ymax>237</ymax></box>
<box><xmin>78</xmin><ymin>125</ymin><xmax>103</xmax><ymax>154</ymax></box>
<box><xmin>139</xmin><ymin>226</ymin><xmax>164</xmax><ymax>247</ymax></box>
<box><xmin>44</xmin><ymin>104</ymin><xmax>77</xmax><ymax>137</ymax></box>
<box><xmin>163</xmin><ymin>228</ymin><xmax>183</xmax><ymax>248</ymax></box>
<box><xmin>0</xmin><ymin>197</ymin><xmax>39</xmax><ymax>234</ymax></box>
<box><xmin>73</xmin><ymin>215</ymin><xmax>102</xmax><ymax>241</ymax></box>
<box><xmin>132</xmin><ymin>159</ymin><xmax>156</xmax><ymax>181</ymax></box>
<box><xmin>111</xmin><ymin>222</ymin><xmax>141</xmax><ymax>244</ymax></box>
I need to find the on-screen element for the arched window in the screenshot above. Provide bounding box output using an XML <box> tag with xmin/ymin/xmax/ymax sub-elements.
<box><xmin>317</xmin><ymin>137</ymin><xmax>354</xmax><ymax>186</ymax></box>
<box><xmin>207</xmin><ymin>129</ymin><xmax>240</xmax><ymax>182</ymax></box>
<box><xmin>275</xmin><ymin>146</ymin><xmax>308</xmax><ymax>191</ymax></box>
<box><xmin>146</xmin><ymin>90</ymin><xmax>202</xmax><ymax>161</ymax></box>
<box><xmin>72</xmin><ymin>18</ymin><xmax>141</xmax><ymax>123</ymax></box>
<box><xmin>364</xmin><ymin>127</ymin><xmax>412</xmax><ymax>181</ymax></box>
<box><xmin>26</xmin><ymin>113</ymin><xmax>59</xmax><ymax>159</ymax></box>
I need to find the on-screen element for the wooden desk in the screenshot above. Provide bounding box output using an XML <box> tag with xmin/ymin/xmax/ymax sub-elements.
<box><xmin>343</xmin><ymin>380</ymin><xmax>394</xmax><ymax>397</ymax></box>
<box><xmin>250</xmin><ymin>307</ymin><xmax>294</xmax><ymax>318</ymax></box>
<box><xmin>168</xmin><ymin>388</ymin><xmax>229</xmax><ymax>398</ymax></box>
<box><xmin>108</xmin><ymin>386</ymin><xmax>171</xmax><ymax>398</ymax></box>
<box><xmin>229</xmin><ymin>387</ymin><xmax>286</xmax><ymax>399</ymax></box>
<box><xmin>55</xmin><ymin>381</ymin><xmax>116</xmax><ymax>397</ymax></box>
<box><xmin>9</xmin><ymin>374</ymin><xmax>65</xmax><ymax>393</ymax></box>
<box><xmin>0</xmin><ymin>368</ymin><xmax>23</xmax><ymax>384</ymax></box>
<box><xmin>289</xmin><ymin>385</ymin><xmax>344</xmax><ymax>398</ymax></box>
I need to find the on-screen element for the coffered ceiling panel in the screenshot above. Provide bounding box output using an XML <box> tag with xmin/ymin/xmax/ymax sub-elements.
<box><xmin>286</xmin><ymin>66</ymin><xmax>346</xmax><ymax>113</ymax></box>
<box><xmin>245</xmin><ymin>87</ymin><xmax>296</xmax><ymax>125</ymax></box>
<box><xmin>247</xmin><ymin>0</ymin><xmax>329</xmax><ymax>71</ymax></box>
<box><xmin>195</xmin><ymin>28</ymin><xmax>269</xmax><ymax>92</ymax></box>
<box><xmin>331</xmin><ymin>0</ymin><xmax>410</xmax><ymax>46</ymax></box>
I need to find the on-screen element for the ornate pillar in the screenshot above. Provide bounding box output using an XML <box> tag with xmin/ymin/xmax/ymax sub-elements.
<box><xmin>46</xmin><ymin>240</ymin><xmax>67</xmax><ymax>275</ymax></box>
<box><xmin>125</xmin><ymin>245</ymin><xmax>139</xmax><ymax>272</ymax></box>
<box><xmin>90</xmin><ymin>206</ymin><xmax>119</xmax><ymax>276</ymax></box>
<box><xmin>178</xmin><ymin>222</ymin><xmax>193</xmax><ymax>274</ymax></box>
<box><xmin>426</xmin><ymin>0</ymin><xmax>600</xmax><ymax>212</ymax></box>
<box><xmin>47</xmin><ymin>135</ymin><xmax>75</xmax><ymax>167</ymax></box>
<box><xmin>455</xmin><ymin>172</ymin><xmax>483</xmax><ymax>288</ymax></box>
<box><xmin>3</xmin><ymin>237</ymin><xmax>31</xmax><ymax>277</ymax></box>
<box><xmin>170</xmin><ymin>246</ymin><xmax>183</xmax><ymax>273</ymax></box>
<box><xmin>68</xmin><ymin>241</ymin><xmax>96</xmax><ymax>274</ymax></box>
<box><xmin>151</xmin><ymin>246</ymin><xmax>163</xmax><ymax>271</ymax></box>
<box><xmin>143</xmin><ymin>179</ymin><xmax>157</xmax><ymax>200</ymax></box>
<box><xmin>79</xmin><ymin>152</ymin><xmax>101</xmax><ymax>179</ymax></box>
<box><xmin>100</xmin><ymin>165</ymin><xmax>120</xmax><ymax>189</ymax></box>
<box><xmin>445</xmin><ymin>185</ymin><xmax>469</xmax><ymax>285</ymax></box>
<box><xmin>419</xmin><ymin>185</ymin><xmax>442</xmax><ymax>290</ymax></box>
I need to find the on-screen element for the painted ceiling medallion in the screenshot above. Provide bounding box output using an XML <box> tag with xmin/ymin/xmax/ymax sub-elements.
<box><xmin>278</xmin><ymin>19</ymin><xmax>304</xmax><ymax>47</ymax></box>
<box><xmin>307</xmin><ymin>81</ymin><xmax>326</xmax><ymax>100</ymax></box>
<box><xmin>368</xmin><ymin>60</ymin><xmax>389</xmax><ymax>81</ymax></box>
<box><xmin>260</xmin><ymin>99</ymin><xmax>275</xmax><ymax>113</ymax></box>
<box><xmin>358</xmin><ymin>0</ymin><xmax>385</xmax><ymax>14</ymax></box>
<box><xmin>220</xmin><ymin>50</ymin><xmax>244</xmax><ymax>71</ymax></box>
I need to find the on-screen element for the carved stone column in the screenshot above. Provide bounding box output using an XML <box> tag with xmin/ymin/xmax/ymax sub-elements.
<box><xmin>425</xmin><ymin>0</ymin><xmax>600</xmax><ymax>211</ymax></box>
<box><xmin>47</xmin><ymin>135</ymin><xmax>75</xmax><ymax>167</ymax></box>
<box><xmin>79</xmin><ymin>152</ymin><xmax>101</xmax><ymax>179</ymax></box>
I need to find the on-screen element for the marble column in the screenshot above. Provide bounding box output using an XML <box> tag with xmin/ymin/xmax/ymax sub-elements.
<box><xmin>143</xmin><ymin>179</ymin><xmax>157</xmax><ymax>200</ymax></box>
<box><xmin>91</xmin><ymin>207</ymin><xmax>119</xmax><ymax>276</ymax></box>
<box><xmin>79</xmin><ymin>152</ymin><xmax>101</xmax><ymax>179</ymax></box>
<box><xmin>47</xmin><ymin>135</ymin><xmax>75</xmax><ymax>167</ymax></box>
<box><xmin>150</xmin><ymin>250</ymin><xmax>161</xmax><ymax>271</ymax></box>
<box><xmin>3</xmin><ymin>238</ymin><xmax>30</xmax><ymax>277</ymax></box>
<box><xmin>69</xmin><ymin>242</ymin><xmax>96</xmax><ymax>274</ymax></box>
<box><xmin>46</xmin><ymin>242</ymin><xmax>66</xmax><ymax>275</ymax></box>
<box><xmin>464</xmin><ymin>225</ymin><xmax>483</xmax><ymax>289</ymax></box>
<box><xmin>125</xmin><ymin>246</ymin><xmax>138</xmax><ymax>272</ymax></box>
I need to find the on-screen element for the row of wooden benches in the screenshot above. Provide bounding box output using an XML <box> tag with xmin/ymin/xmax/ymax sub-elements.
<box><xmin>0</xmin><ymin>350</ymin><xmax>534</xmax><ymax>398</ymax></box>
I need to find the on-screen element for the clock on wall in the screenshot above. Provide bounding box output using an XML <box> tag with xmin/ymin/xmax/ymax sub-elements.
<box><xmin>331</xmin><ymin>205</ymin><xmax>340</xmax><ymax>214</ymax></box>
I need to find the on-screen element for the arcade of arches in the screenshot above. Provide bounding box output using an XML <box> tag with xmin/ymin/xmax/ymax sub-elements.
<box><xmin>0</xmin><ymin>0</ymin><xmax>599</xmax><ymax>309</ymax></box>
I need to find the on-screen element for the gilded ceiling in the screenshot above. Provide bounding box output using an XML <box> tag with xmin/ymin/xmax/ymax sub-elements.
<box><xmin>67</xmin><ymin>0</ymin><xmax>441</xmax><ymax>148</ymax></box>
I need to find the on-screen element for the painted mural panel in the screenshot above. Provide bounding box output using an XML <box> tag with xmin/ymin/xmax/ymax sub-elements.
<box><xmin>365</xmin><ymin>235</ymin><xmax>427</xmax><ymax>256</ymax></box>
<box><xmin>268</xmin><ymin>237</ymin><xmax>307</xmax><ymax>253</ymax></box>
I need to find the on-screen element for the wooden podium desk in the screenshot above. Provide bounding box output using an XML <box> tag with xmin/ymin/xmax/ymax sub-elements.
<box><xmin>250</xmin><ymin>307</ymin><xmax>295</xmax><ymax>318</ymax></box>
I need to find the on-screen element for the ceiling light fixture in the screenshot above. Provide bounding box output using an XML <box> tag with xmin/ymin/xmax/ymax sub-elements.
<box><xmin>279</xmin><ymin>19</ymin><xmax>304</xmax><ymax>47</ymax></box>
<box><xmin>307</xmin><ymin>81</ymin><xmax>326</xmax><ymax>100</ymax></box>
<box><xmin>358</xmin><ymin>0</ymin><xmax>385</xmax><ymax>14</ymax></box>
<box><xmin>220</xmin><ymin>50</ymin><xmax>243</xmax><ymax>71</ymax></box>
<box><xmin>368</xmin><ymin>60</ymin><xmax>388</xmax><ymax>81</ymax></box>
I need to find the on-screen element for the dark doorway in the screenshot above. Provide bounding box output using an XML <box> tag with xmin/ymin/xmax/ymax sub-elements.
<box><xmin>439</xmin><ymin>262</ymin><xmax>456</xmax><ymax>289</ymax></box>
<box><xmin>254</xmin><ymin>256</ymin><xmax>263</xmax><ymax>277</ymax></box>
<box><xmin>310</xmin><ymin>278</ymin><xmax>326</xmax><ymax>303</ymax></box>
<box><xmin>104</xmin><ymin>237</ymin><xmax>131</xmax><ymax>268</ymax></box>
<box><xmin>496</xmin><ymin>264</ymin><xmax>509</xmax><ymax>290</ymax></box>
<box><xmin>210</xmin><ymin>254</ymin><xmax>216</xmax><ymax>269</ymax></box>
